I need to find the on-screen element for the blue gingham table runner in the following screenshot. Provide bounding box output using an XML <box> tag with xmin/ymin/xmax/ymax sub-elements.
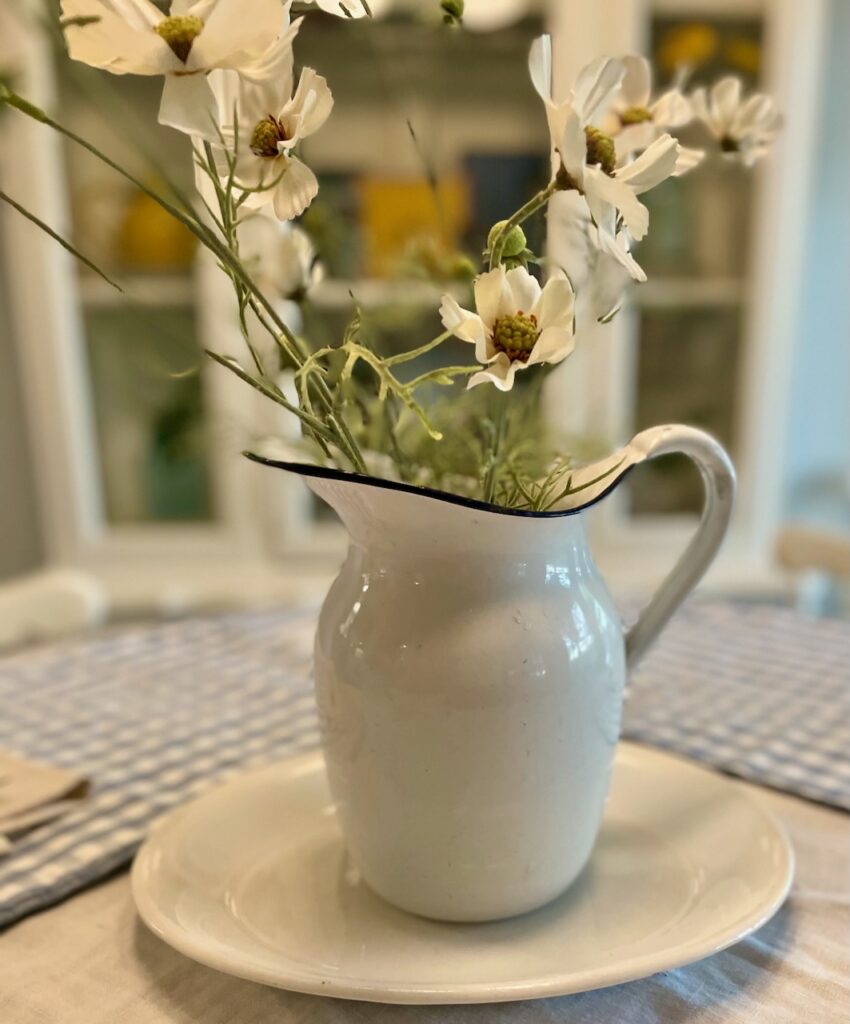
<box><xmin>0</xmin><ymin>600</ymin><xmax>847</xmax><ymax>929</ymax></box>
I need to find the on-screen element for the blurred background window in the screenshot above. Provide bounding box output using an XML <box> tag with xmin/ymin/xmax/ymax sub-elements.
<box><xmin>0</xmin><ymin>0</ymin><xmax>846</xmax><ymax>614</ymax></box>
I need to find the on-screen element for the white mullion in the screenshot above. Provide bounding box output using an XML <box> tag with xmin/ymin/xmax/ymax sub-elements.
<box><xmin>0</xmin><ymin>6</ymin><xmax>103</xmax><ymax>564</ymax></box>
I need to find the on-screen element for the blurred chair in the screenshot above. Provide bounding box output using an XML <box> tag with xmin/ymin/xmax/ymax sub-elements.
<box><xmin>775</xmin><ymin>525</ymin><xmax>850</xmax><ymax>617</ymax></box>
<box><xmin>0</xmin><ymin>570</ymin><xmax>109</xmax><ymax>650</ymax></box>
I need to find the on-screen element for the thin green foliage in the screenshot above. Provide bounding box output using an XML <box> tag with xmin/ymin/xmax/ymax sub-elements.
<box><xmin>0</xmin><ymin>188</ymin><xmax>123</xmax><ymax>291</ymax></box>
<box><xmin>0</xmin><ymin>78</ymin><xmax>593</xmax><ymax>509</ymax></box>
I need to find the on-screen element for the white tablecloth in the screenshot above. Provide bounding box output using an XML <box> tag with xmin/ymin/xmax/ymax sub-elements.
<box><xmin>1</xmin><ymin>780</ymin><xmax>847</xmax><ymax>1024</ymax></box>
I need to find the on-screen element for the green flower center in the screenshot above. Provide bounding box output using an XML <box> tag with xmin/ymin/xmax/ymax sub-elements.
<box><xmin>584</xmin><ymin>126</ymin><xmax>617</xmax><ymax>175</ymax></box>
<box><xmin>250</xmin><ymin>117</ymin><xmax>287</xmax><ymax>157</ymax></box>
<box><xmin>155</xmin><ymin>15</ymin><xmax>204</xmax><ymax>63</ymax></box>
<box><xmin>619</xmin><ymin>106</ymin><xmax>653</xmax><ymax>126</ymax></box>
<box><xmin>492</xmin><ymin>312</ymin><xmax>540</xmax><ymax>362</ymax></box>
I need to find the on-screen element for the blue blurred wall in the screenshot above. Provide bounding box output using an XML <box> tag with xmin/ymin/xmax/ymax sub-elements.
<box><xmin>782</xmin><ymin>0</ymin><xmax>850</xmax><ymax>526</ymax></box>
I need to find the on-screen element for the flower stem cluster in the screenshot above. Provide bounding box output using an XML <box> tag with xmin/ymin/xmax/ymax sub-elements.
<box><xmin>1</xmin><ymin>11</ymin><xmax>781</xmax><ymax>508</ymax></box>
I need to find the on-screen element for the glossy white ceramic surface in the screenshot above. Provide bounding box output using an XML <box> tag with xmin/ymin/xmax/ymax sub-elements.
<box><xmin>132</xmin><ymin>744</ymin><xmax>793</xmax><ymax>1005</ymax></box>
<box><xmin>313</xmin><ymin>492</ymin><xmax>625</xmax><ymax>921</ymax></box>
<box><xmin>298</xmin><ymin>425</ymin><xmax>736</xmax><ymax>921</ymax></box>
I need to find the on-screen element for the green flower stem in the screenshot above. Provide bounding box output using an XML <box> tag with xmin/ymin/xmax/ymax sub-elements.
<box><xmin>0</xmin><ymin>188</ymin><xmax>123</xmax><ymax>292</ymax></box>
<box><xmin>488</xmin><ymin>180</ymin><xmax>559</xmax><ymax>270</ymax></box>
<box><xmin>0</xmin><ymin>86</ymin><xmax>369</xmax><ymax>473</ymax></box>
<box><xmin>205</xmin><ymin>351</ymin><xmax>336</xmax><ymax>445</ymax></box>
<box><xmin>482</xmin><ymin>399</ymin><xmax>508</xmax><ymax>503</ymax></box>
<box><xmin>385</xmin><ymin>328</ymin><xmax>453</xmax><ymax>366</ymax></box>
<box><xmin>247</xmin><ymin>296</ymin><xmax>366</xmax><ymax>473</ymax></box>
<box><xmin>245</xmin><ymin>297</ymin><xmax>368</xmax><ymax>473</ymax></box>
<box><xmin>541</xmin><ymin>457</ymin><xmax>626</xmax><ymax>511</ymax></box>
<box><xmin>405</xmin><ymin>365</ymin><xmax>477</xmax><ymax>389</ymax></box>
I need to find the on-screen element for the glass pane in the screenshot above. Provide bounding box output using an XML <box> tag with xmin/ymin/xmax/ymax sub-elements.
<box><xmin>55</xmin><ymin>59</ymin><xmax>214</xmax><ymax>524</ymax></box>
<box><xmin>296</xmin><ymin>14</ymin><xmax>548</xmax><ymax>285</ymax></box>
<box><xmin>628</xmin><ymin>12</ymin><xmax>763</xmax><ymax>517</ymax></box>
<box><xmin>84</xmin><ymin>306</ymin><xmax>213</xmax><ymax>524</ymax></box>
<box><xmin>630</xmin><ymin>306</ymin><xmax>741</xmax><ymax>516</ymax></box>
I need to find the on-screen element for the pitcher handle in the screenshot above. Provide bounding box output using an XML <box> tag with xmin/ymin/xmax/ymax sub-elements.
<box><xmin>623</xmin><ymin>425</ymin><xmax>736</xmax><ymax>670</ymax></box>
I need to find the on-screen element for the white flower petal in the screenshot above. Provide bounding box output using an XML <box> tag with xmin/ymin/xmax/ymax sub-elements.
<box><xmin>235</xmin><ymin>187</ymin><xmax>267</xmax><ymax>213</ymax></box>
<box><xmin>283</xmin><ymin>68</ymin><xmax>333</xmax><ymax>139</ymax></box>
<box><xmin>732</xmin><ymin>93</ymin><xmax>780</xmax><ymax>136</ymax></box>
<box><xmin>158</xmin><ymin>72</ymin><xmax>217</xmax><ymax>138</ymax></box>
<box><xmin>272</xmin><ymin>156</ymin><xmax>319</xmax><ymax>220</ymax></box>
<box><xmin>619</xmin><ymin>56</ymin><xmax>651</xmax><ymax>108</ymax></box>
<box><xmin>584</xmin><ymin>165</ymin><xmax>650</xmax><ymax>240</ymax></box>
<box><xmin>188</xmin><ymin>0</ymin><xmax>281</xmax><ymax>70</ymax></box>
<box><xmin>614</xmin><ymin>121</ymin><xmax>658</xmax><ymax>161</ymax></box>
<box><xmin>710</xmin><ymin>77</ymin><xmax>742</xmax><ymax>128</ymax></box>
<box><xmin>532</xmin><ymin>277</ymin><xmax>574</xmax><ymax>331</ymax></box>
<box><xmin>689</xmin><ymin>87</ymin><xmax>711</xmax><ymax>130</ymax></box>
<box><xmin>61</xmin><ymin>0</ymin><xmax>173</xmax><ymax>73</ymax></box>
<box><xmin>528</xmin><ymin>324</ymin><xmax>575</xmax><ymax>366</ymax></box>
<box><xmin>571</xmin><ymin>56</ymin><xmax>625</xmax><ymax>124</ymax></box>
<box><xmin>673</xmin><ymin>145</ymin><xmax>705</xmax><ymax>175</ymax></box>
<box><xmin>594</xmin><ymin>227</ymin><xmax>646</xmax><ymax>283</ymax></box>
<box><xmin>559</xmin><ymin>109</ymin><xmax>587</xmax><ymax>182</ymax></box>
<box><xmin>651</xmin><ymin>88</ymin><xmax>693</xmax><ymax>128</ymax></box>
<box><xmin>238</xmin><ymin>11</ymin><xmax>301</xmax><ymax>85</ymax></box>
<box><xmin>543</xmin><ymin>100</ymin><xmax>573</xmax><ymax>172</ymax></box>
<box><xmin>615</xmin><ymin>133</ymin><xmax>679</xmax><ymax>194</ymax></box>
<box><xmin>311</xmin><ymin>0</ymin><xmax>372</xmax><ymax>17</ymax></box>
<box><xmin>107</xmin><ymin>0</ymin><xmax>160</xmax><ymax>29</ymax></box>
<box><xmin>441</xmin><ymin>294</ymin><xmax>480</xmax><ymax>338</ymax></box>
<box><xmin>205</xmin><ymin>67</ymin><xmax>242</xmax><ymax>134</ymax></box>
<box><xmin>467</xmin><ymin>355</ymin><xmax>518</xmax><ymax>392</ymax></box>
<box><xmin>473</xmin><ymin>266</ymin><xmax>509</xmax><ymax>328</ymax></box>
<box><xmin>504</xmin><ymin>266</ymin><xmax>541</xmax><ymax>315</ymax></box>
<box><xmin>528</xmin><ymin>35</ymin><xmax>553</xmax><ymax>104</ymax></box>
<box><xmin>182</xmin><ymin>0</ymin><xmax>218</xmax><ymax>16</ymax></box>
<box><xmin>231</xmin><ymin>142</ymin><xmax>275</xmax><ymax>189</ymax></box>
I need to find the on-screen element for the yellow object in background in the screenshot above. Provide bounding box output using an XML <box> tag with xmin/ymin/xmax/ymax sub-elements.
<box><xmin>657</xmin><ymin>23</ymin><xmax>719</xmax><ymax>77</ymax></box>
<box><xmin>357</xmin><ymin>177</ymin><xmax>469</xmax><ymax>279</ymax></box>
<box><xmin>116</xmin><ymin>188</ymin><xmax>197</xmax><ymax>272</ymax></box>
<box><xmin>724</xmin><ymin>36</ymin><xmax>761</xmax><ymax>77</ymax></box>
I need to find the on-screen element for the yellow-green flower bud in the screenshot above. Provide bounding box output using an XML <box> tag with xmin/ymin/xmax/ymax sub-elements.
<box><xmin>155</xmin><ymin>15</ymin><xmax>203</xmax><ymax>63</ymax></box>
<box><xmin>584</xmin><ymin>126</ymin><xmax>617</xmax><ymax>175</ymax></box>
<box><xmin>487</xmin><ymin>220</ymin><xmax>527</xmax><ymax>259</ymax></box>
<box><xmin>440</xmin><ymin>0</ymin><xmax>464</xmax><ymax>23</ymax></box>
<box><xmin>450</xmin><ymin>254</ymin><xmax>477</xmax><ymax>280</ymax></box>
<box><xmin>502</xmin><ymin>254</ymin><xmax>529</xmax><ymax>271</ymax></box>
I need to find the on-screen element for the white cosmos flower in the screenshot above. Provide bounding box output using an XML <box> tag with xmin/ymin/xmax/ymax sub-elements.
<box><xmin>238</xmin><ymin>211</ymin><xmax>324</xmax><ymax>301</ymax></box>
<box><xmin>60</xmin><ymin>0</ymin><xmax>283</xmax><ymax>139</ymax></box>
<box><xmin>603</xmin><ymin>56</ymin><xmax>703</xmax><ymax>175</ymax></box>
<box><xmin>205</xmin><ymin>55</ymin><xmax>332</xmax><ymax>221</ymax></box>
<box><xmin>690</xmin><ymin>77</ymin><xmax>782</xmax><ymax>166</ymax></box>
<box><xmin>439</xmin><ymin>266</ymin><xmax>576</xmax><ymax>392</ymax></box>
<box><xmin>528</xmin><ymin>35</ymin><xmax>680</xmax><ymax>282</ymax></box>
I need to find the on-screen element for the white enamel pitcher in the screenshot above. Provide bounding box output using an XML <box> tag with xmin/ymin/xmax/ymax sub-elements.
<box><xmin>249</xmin><ymin>424</ymin><xmax>735</xmax><ymax>922</ymax></box>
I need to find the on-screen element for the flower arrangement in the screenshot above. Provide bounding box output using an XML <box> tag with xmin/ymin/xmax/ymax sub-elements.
<box><xmin>0</xmin><ymin>1</ymin><xmax>781</xmax><ymax>510</ymax></box>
